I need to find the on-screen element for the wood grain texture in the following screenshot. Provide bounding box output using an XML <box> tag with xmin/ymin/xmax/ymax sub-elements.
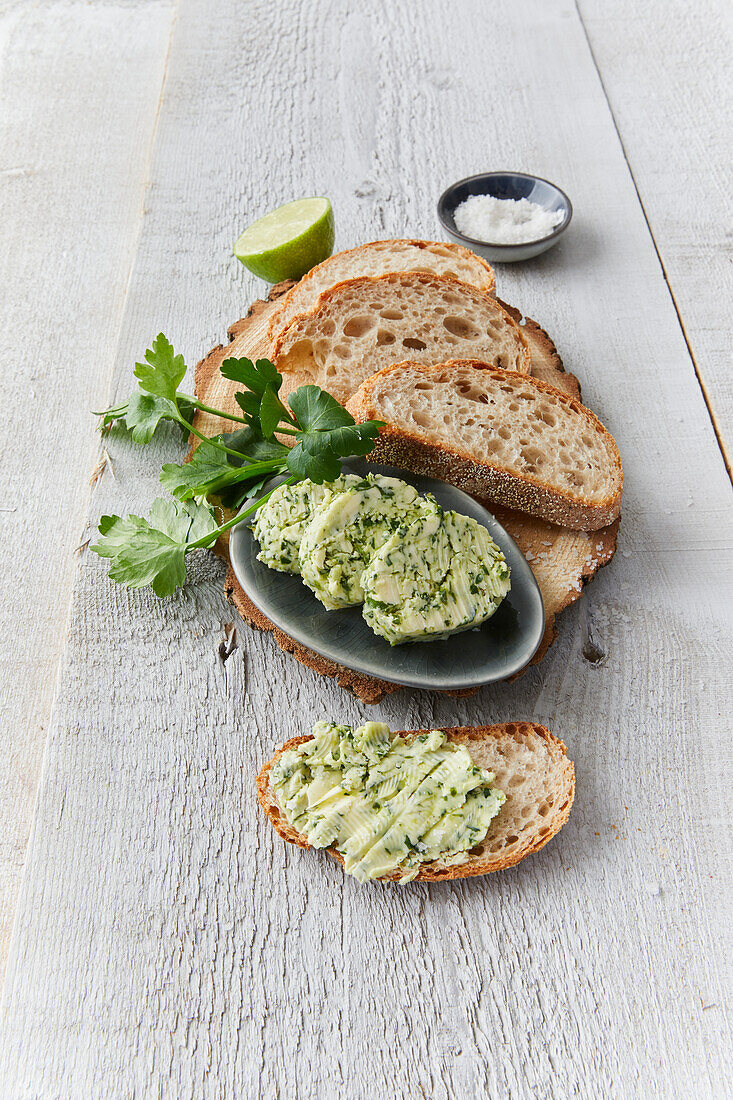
<box><xmin>0</xmin><ymin>0</ymin><xmax>175</xmax><ymax>983</ymax></box>
<box><xmin>1</xmin><ymin>1</ymin><xmax>732</xmax><ymax>1098</ymax></box>
<box><xmin>578</xmin><ymin>0</ymin><xmax>733</xmax><ymax>470</ymax></box>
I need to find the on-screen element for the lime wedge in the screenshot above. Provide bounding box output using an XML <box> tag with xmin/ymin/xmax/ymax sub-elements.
<box><xmin>233</xmin><ymin>197</ymin><xmax>335</xmax><ymax>283</ymax></box>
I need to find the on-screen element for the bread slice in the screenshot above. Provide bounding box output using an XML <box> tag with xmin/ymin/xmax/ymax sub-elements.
<box><xmin>270</xmin><ymin>272</ymin><xmax>531</xmax><ymax>406</ymax></box>
<box><xmin>257</xmin><ymin>723</ymin><xmax>574</xmax><ymax>882</ymax></box>
<box><xmin>346</xmin><ymin>360</ymin><xmax>622</xmax><ymax>530</ymax></box>
<box><xmin>266</xmin><ymin>238</ymin><xmax>496</xmax><ymax>341</ymax></box>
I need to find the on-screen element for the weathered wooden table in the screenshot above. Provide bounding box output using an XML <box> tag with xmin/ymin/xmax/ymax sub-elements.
<box><xmin>1</xmin><ymin>1</ymin><xmax>731</xmax><ymax>1096</ymax></box>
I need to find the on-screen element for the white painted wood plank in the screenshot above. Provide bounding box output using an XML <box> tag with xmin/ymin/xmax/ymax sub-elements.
<box><xmin>578</xmin><ymin>0</ymin><xmax>733</xmax><ymax>467</ymax></box>
<box><xmin>0</xmin><ymin>0</ymin><xmax>175</xmax><ymax>984</ymax></box>
<box><xmin>1</xmin><ymin>1</ymin><xmax>731</xmax><ymax>1097</ymax></box>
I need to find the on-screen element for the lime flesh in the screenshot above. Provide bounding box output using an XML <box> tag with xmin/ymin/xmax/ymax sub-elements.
<box><xmin>234</xmin><ymin>197</ymin><xmax>335</xmax><ymax>283</ymax></box>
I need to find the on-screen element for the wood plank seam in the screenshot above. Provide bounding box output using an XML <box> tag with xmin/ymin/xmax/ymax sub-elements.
<box><xmin>574</xmin><ymin>0</ymin><xmax>733</xmax><ymax>483</ymax></box>
<box><xmin>0</xmin><ymin>0</ymin><xmax>180</xmax><ymax>997</ymax></box>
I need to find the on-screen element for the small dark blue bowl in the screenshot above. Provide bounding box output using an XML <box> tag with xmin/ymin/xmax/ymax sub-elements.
<box><xmin>438</xmin><ymin>171</ymin><xmax>572</xmax><ymax>262</ymax></box>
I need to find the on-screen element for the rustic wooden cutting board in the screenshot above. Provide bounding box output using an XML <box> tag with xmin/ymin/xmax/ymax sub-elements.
<box><xmin>192</xmin><ymin>283</ymin><xmax>619</xmax><ymax>703</ymax></box>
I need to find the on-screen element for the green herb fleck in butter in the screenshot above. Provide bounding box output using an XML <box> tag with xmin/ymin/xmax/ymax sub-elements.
<box><xmin>298</xmin><ymin>475</ymin><xmax>427</xmax><ymax>609</ymax></box>
<box><xmin>270</xmin><ymin>721</ymin><xmax>506</xmax><ymax>883</ymax></box>
<box><xmin>361</xmin><ymin>500</ymin><xmax>511</xmax><ymax>645</ymax></box>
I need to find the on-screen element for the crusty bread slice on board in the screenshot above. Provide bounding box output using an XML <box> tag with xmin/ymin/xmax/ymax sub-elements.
<box><xmin>491</xmin><ymin>507</ymin><xmax>619</xmax><ymax>663</ymax></box>
<box><xmin>266</xmin><ymin>238</ymin><xmax>496</xmax><ymax>341</ymax></box>
<box><xmin>257</xmin><ymin>723</ymin><xmax>574</xmax><ymax>882</ymax></box>
<box><xmin>347</xmin><ymin>360</ymin><xmax>622</xmax><ymax>530</ymax></box>
<box><xmin>271</xmin><ymin>272</ymin><xmax>531</xmax><ymax>406</ymax></box>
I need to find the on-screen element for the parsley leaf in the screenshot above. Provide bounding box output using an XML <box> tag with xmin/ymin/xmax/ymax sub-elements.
<box><xmin>91</xmin><ymin>499</ymin><xmax>219</xmax><ymax>598</ymax></box>
<box><xmin>259</xmin><ymin>386</ymin><xmax>287</xmax><ymax>437</ymax></box>
<box><xmin>133</xmin><ymin>333</ymin><xmax>187</xmax><ymax>401</ymax></box>
<box><xmin>160</xmin><ymin>428</ymin><xmax>288</xmax><ymax>501</ymax></box>
<box><xmin>123</xmin><ymin>393</ymin><xmax>179</xmax><ymax>444</ymax></box>
<box><xmin>98</xmin><ymin>334</ymin><xmax>197</xmax><ymax>443</ymax></box>
<box><xmin>285</xmin><ymin>385</ymin><xmax>384</xmax><ymax>482</ymax></box>
<box><xmin>220</xmin><ymin>356</ymin><xmax>282</xmax><ymax>396</ymax></box>
<box><xmin>94</xmin><ymin>337</ymin><xmax>384</xmax><ymax>597</ymax></box>
<box><xmin>99</xmin><ymin>393</ymin><xmax>197</xmax><ymax>443</ymax></box>
<box><xmin>286</xmin><ymin>434</ymin><xmax>343</xmax><ymax>482</ymax></box>
<box><xmin>287</xmin><ymin>385</ymin><xmax>353</xmax><ymax>432</ymax></box>
<box><xmin>224</xmin><ymin>356</ymin><xmax>294</xmax><ymax>431</ymax></box>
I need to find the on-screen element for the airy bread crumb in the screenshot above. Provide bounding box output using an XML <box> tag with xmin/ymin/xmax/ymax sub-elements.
<box><xmin>266</xmin><ymin>238</ymin><xmax>496</xmax><ymax>340</ymax></box>
<box><xmin>271</xmin><ymin>272</ymin><xmax>531</xmax><ymax>405</ymax></box>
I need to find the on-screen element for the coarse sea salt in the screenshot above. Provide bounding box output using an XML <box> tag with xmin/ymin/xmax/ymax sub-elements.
<box><xmin>453</xmin><ymin>194</ymin><xmax>563</xmax><ymax>245</ymax></box>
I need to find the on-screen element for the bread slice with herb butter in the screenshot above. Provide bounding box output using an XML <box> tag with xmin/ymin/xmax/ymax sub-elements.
<box><xmin>266</xmin><ymin>238</ymin><xmax>496</xmax><ymax>341</ymax></box>
<box><xmin>257</xmin><ymin>722</ymin><xmax>574</xmax><ymax>883</ymax></box>
<box><xmin>346</xmin><ymin>359</ymin><xmax>622</xmax><ymax>531</ymax></box>
<box><xmin>271</xmin><ymin>272</ymin><xmax>531</xmax><ymax>406</ymax></box>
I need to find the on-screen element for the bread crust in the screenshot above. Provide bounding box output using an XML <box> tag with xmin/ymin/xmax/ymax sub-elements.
<box><xmin>270</xmin><ymin>271</ymin><xmax>531</xmax><ymax>375</ymax></box>
<box><xmin>496</xmin><ymin>297</ymin><xmax>581</xmax><ymax>399</ymax></box>
<box><xmin>346</xmin><ymin>360</ymin><xmax>622</xmax><ymax>531</ymax></box>
<box><xmin>492</xmin><ymin>509</ymin><xmax>620</xmax><ymax>665</ymax></box>
<box><xmin>257</xmin><ymin>723</ymin><xmax>575</xmax><ymax>882</ymax></box>
<box><xmin>266</xmin><ymin>238</ymin><xmax>496</xmax><ymax>341</ymax></box>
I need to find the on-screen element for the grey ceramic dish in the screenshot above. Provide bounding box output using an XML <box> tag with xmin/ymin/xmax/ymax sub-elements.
<box><xmin>229</xmin><ymin>462</ymin><xmax>544</xmax><ymax>691</ymax></box>
<box><xmin>438</xmin><ymin>171</ymin><xmax>572</xmax><ymax>262</ymax></box>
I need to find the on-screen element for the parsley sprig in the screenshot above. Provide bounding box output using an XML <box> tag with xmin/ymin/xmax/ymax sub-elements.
<box><xmin>91</xmin><ymin>334</ymin><xmax>383</xmax><ymax>596</ymax></box>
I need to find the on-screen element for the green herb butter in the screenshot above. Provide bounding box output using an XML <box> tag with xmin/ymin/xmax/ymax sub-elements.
<box><xmin>298</xmin><ymin>475</ymin><xmax>427</xmax><ymax>609</ymax></box>
<box><xmin>361</xmin><ymin>500</ymin><xmax>511</xmax><ymax>645</ymax></box>
<box><xmin>252</xmin><ymin>475</ymin><xmax>360</xmax><ymax>573</ymax></box>
<box><xmin>270</xmin><ymin>721</ymin><xmax>506</xmax><ymax>883</ymax></box>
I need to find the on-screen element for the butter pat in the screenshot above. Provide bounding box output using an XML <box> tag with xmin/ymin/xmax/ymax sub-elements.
<box><xmin>270</xmin><ymin>721</ymin><xmax>506</xmax><ymax>883</ymax></box>
<box><xmin>298</xmin><ymin>475</ymin><xmax>426</xmax><ymax>609</ymax></box>
<box><xmin>252</xmin><ymin>475</ymin><xmax>360</xmax><ymax>573</ymax></box>
<box><xmin>361</xmin><ymin>500</ymin><xmax>511</xmax><ymax>645</ymax></box>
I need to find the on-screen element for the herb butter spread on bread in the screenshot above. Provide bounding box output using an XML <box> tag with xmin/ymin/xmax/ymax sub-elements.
<box><xmin>259</xmin><ymin>723</ymin><xmax>574</xmax><ymax>881</ymax></box>
<box><xmin>268</xmin><ymin>722</ymin><xmax>506</xmax><ymax>883</ymax></box>
<box><xmin>362</xmin><ymin>499</ymin><xmax>510</xmax><ymax>645</ymax></box>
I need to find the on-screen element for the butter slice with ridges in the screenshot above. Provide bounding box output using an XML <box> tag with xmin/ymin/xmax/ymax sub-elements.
<box><xmin>252</xmin><ymin>475</ymin><xmax>360</xmax><ymax>573</ymax></box>
<box><xmin>298</xmin><ymin>475</ymin><xmax>427</xmax><ymax>609</ymax></box>
<box><xmin>361</xmin><ymin>500</ymin><xmax>510</xmax><ymax>645</ymax></box>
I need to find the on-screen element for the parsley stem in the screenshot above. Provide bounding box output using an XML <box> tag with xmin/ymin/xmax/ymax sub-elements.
<box><xmin>189</xmin><ymin>477</ymin><xmax>297</xmax><ymax>548</ymax></box>
<box><xmin>186</xmin><ymin>395</ymin><xmax>250</xmax><ymax>426</ymax></box>
<box><xmin>183</xmin><ymin>418</ymin><xmax>259</xmax><ymax>461</ymax></box>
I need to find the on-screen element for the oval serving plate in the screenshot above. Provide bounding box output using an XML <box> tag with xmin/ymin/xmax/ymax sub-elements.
<box><xmin>229</xmin><ymin>462</ymin><xmax>545</xmax><ymax>691</ymax></box>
